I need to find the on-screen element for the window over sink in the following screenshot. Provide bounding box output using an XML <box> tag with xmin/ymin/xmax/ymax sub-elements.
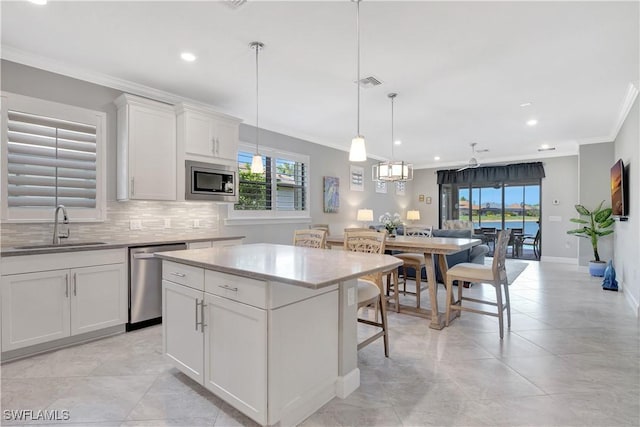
<box><xmin>1</xmin><ymin>93</ymin><xmax>106</xmax><ymax>222</ymax></box>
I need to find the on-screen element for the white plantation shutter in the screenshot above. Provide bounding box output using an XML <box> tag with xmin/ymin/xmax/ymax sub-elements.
<box><xmin>7</xmin><ymin>111</ymin><xmax>97</xmax><ymax>208</ymax></box>
<box><xmin>2</xmin><ymin>93</ymin><xmax>106</xmax><ymax>222</ymax></box>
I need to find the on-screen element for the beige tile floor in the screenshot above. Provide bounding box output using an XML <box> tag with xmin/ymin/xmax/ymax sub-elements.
<box><xmin>1</xmin><ymin>261</ymin><xmax>638</xmax><ymax>426</ymax></box>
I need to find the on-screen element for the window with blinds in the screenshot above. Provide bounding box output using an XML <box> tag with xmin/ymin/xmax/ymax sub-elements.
<box><xmin>235</xmin><ymin>148</ymin><xmax>308</xmax><ymax>215</ymax></box>
<box><xmin>2</xmin><ymin>93</ymin><xmax>106</xmax><ymax>222</ymax></box>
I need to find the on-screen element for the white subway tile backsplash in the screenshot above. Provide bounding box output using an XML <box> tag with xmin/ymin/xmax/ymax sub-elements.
<box><xmin>1</xmin><ymin>200</ymin><xmax>220</xmax><ymax>247</ymax></box>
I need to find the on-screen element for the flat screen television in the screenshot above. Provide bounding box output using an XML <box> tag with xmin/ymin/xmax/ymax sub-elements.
<box><xmin>610</xmin><ymin>159</ymin><xmax>627</xmax><ymax>217</ymax></box>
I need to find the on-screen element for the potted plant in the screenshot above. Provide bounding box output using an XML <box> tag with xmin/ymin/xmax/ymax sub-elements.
<box><xmin>567</xmin><ymin>201</ymin><xmax>615</xmax><ymax>276</ymax></box>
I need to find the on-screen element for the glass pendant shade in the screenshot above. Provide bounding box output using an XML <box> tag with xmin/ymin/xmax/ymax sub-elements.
<box><xmin>250</xmin><ymin>154</ymin><xmax>264</xmax><ymax>174</ymax></box>
<box><xmin>373</xmin><ymin>160</ymin><xmax>413</xmax><ymax>181</ymax></box>
<box><xmin>349</xmin><ymin>135</ymin><xmax>367</xmax><ymax>162</ymax></box>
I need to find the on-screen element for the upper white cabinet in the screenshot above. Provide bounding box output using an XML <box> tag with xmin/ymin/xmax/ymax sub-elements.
<box><xmin>176</xmin><ymin>104</ymin><xmax>242</xmax><ymax>162</ymax></box>
<box><xmin>115</xmin><ymin>94</ymin><xmax>177</xmax><ymax>201</ymax></box>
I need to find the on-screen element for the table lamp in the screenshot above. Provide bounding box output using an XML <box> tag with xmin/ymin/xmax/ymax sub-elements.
<box><xmin>356</xmin><ymin>209</ymin><xmax>374</xmax><ymax>228</ymax></box>
<box><xmin>407</xmin><ymin>210</ymin><xmax>420</xmax><ymax>222</ymax></box>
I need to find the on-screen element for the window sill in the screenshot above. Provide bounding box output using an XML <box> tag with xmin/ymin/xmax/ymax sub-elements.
<box><xmin>224</xmin><ymin>216</ymin><xmax>312</xmax><ymax>226</ymax></box>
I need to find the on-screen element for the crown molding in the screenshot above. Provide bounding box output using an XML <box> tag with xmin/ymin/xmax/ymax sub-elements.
<box><xmin>1</xmin><ymin>45</ymin><xmax>234</xmax><ymax>115</ymax></box>
<box><xmin>609</xmin><ymin>81</ymin><xmax>639</xmax><ymax>141</ymax></box>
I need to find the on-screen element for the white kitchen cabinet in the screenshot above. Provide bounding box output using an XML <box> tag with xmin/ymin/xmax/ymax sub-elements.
<box><xmin>203</xmin><ymin>293</ymin><xmax>267</xmax><ymax>423</ymax></box>
<box><xmin>162</xmin><ymin>280</ymin><xmax>204</xmax><ymax>384</ymax></box>
<box><xmin>161</xmin><ymin>261</ymin><xmax>338</xmax><ymax>426</ymax></box>
<box><xmin>116</xmin><ymin>94</ymin><xmax>177</xmax><ymax>201</ymax></box>
<box><xmin>1</xmin><ymin>249</ymin><xmax>127</xmax><ymax>352</ymax></box>
<box><xmin>1</xmin><ymin>270</ymin><xmax>71</xmax><ymax>350</ymax></box>
<box><xmin>176</xmin><ymin>104</ymin><xmax>241</xmax><ymax>162</ymax></box>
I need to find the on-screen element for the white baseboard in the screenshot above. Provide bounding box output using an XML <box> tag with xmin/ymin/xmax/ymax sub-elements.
<box><xmin>335</xmin><ymin>368</ymin><xmax>360</xmax><ymax>399</ymax></box>
<box><xmin>623</xmin><ymin>283</ymin><xmax>640</xmax><ymax>317</ymax></box>
<box><xmin>540</xmin><ymin>256</ymin><xmax>577</xmax><ymax>264</ymax></box>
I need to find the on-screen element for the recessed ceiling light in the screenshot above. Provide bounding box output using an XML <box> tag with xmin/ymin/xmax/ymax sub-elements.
<box><xmin>180</xmin><ymin>52</ymin><xmax>197</xmax><ymax>62</ymax></box>
<box><xmin>541</xmin><ymin>144</ymin><xmax>549</xmax><ymax>149</ymax></box>
<box><xmin>538</xmin><ymin>145</ymin><xmax>556</xmax><ymax>152</ymax></box>
<box><xmin>520</xmin><ymin>102</ymin><xmax>532</xmax><ymax>107</ymax></box>
<box><xmin>394</xmin><ymin>140</ymin><xmax>402</xmax><ymax>145</ymax></box>
<box><xmin>526</xmin><ymin>119</ymin><xmax>538</xmax><ymax>126</ymax></box>
<box><xmin>29</xmin><ymin>0</ymin><xmax>47</xmax><ymax>4</ymax></box>
<box><xmin>434</xmin><ymin>156</ymin><xmax>440</xmax><ymax>161</ymax></box>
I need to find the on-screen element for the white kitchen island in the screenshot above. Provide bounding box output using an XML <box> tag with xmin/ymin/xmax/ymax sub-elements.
<box><xmin>156</xmin><ymin>243</ymin><xmax>401</xmax><ymax>427</ymax></box>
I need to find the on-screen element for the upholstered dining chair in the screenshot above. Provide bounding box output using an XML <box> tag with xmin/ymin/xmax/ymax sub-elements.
<box><xmin>392</xmin><ymin>226</ymin><xmax>432</xmax><ymax>308</ymax></box>
<box><xmin>293</xmin><ymin>229</ymin><xmax>326</xmax><ymax>249</ymax></box>
<box><xmin>343</xmin><ymin>229</ymin><xmax>390</xmax><ymax>356</ymax></box>
<box><xmin>445</xmin><ymin>229</ymin><xmax>512</xmax><ymax>338</ymax></box>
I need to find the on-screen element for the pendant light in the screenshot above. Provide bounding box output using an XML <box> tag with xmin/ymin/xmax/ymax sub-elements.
<box><xmin>250</xmin><ymin>41</ymin><xmax>264</xmax><ymax>174</ymax></box>
<box><xmin>373</xmin><ymin>93</ymin><xmax>413</xmax><ymax>182</ymax></box>
<box><xmin>349</xmin><ymin>0</ymin><xmax>367</xmax><ymax>162</ymax></box>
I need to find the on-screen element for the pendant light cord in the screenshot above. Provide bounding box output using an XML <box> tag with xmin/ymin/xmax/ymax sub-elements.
<box><xmin>391</xmin><ymin>95</ymin><xmax>394</xmax><ymax>160</ymax></box>
<box><xmin>255</xmin><ymin>43</ymin><xmax>260</xmax><ymax>154</ymax></box>
<box><xmin>356</xmin><ymin>0</ymin><xmax>360</xmax><ymax>136</ymax></box>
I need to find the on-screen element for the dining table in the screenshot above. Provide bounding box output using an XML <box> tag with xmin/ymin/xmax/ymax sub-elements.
<box><xmin>326</xmin><ymin>234</ymin><xmax>482</xmax><ymax>329</ymax></box>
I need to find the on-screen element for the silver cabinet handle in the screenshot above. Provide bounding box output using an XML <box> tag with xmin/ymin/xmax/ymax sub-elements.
<box><xmin>73</xmin><ymin>273</ymin><xmax>77</xmax><ymax>296</ymax></box>
<box><xmin>65</xmin><ymin>273</ymin><xmax>69</xmax><ymax>297</ymax></box>
<box><xmin>131</xmin><ymin>177</ymin><xmax>135</xmax><ymax>196</ymax></box>
<box><xmin>194</xmin><ymin>299</ymin><xmax>199</xmax><ymax>331</ymax></box>
<box><xmin>215</xmin><ymin>138</ymin><xmax>219</xmax><ymax>156</ymax></box>
<box><xmin>218</xmin><ymin>284</ymin><xmax>238</xmax><ymax>292</ymax></box>
<box><xmin>200</xmin><ymin>302</ymin><xmax>206</xmax><ymax>332</ymax></box>
<box><xmin>170</xmin><ymin>272</ymin><xmax>186</xmax><ymax>278</ymax></box>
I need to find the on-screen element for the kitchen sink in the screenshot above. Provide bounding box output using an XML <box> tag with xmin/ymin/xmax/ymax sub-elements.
<box><xmin>14</xmin><ymin>241</ymin><xmax>108</xmax><ymax>250</ymax></box>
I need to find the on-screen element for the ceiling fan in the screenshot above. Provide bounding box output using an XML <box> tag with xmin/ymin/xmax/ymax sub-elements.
<box><xmin>457</xmin><ymin>143</ymin><xmax>489</xmax><ymax>171</ymax></box>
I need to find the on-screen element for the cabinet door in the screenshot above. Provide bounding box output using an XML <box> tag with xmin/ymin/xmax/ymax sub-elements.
<box><xmin>1</xmin><ymin>270</ymin><xmax>71</xmax><ymax>351</ymax></box>
<box><xmin>70</xmin><ymin>264</ymin><xmax>127</xmax><ymax>335</ymax></box>
<box><xmin>162</xmin><ymin>280</ymin><xmax>204</xmax><ymax>384</ymax></box>
<box><xmin>184</xmin><ymin>111</ymin><xmax>215</xmax><ymax>158</ymax></box>
<box><xmin>203</xmin><ymin>293</ymin><xmax>267</xmax><ymax>425</ymax></box>
<box><xmin>128</xmin><ymin>104</ymin><xmax>176</xmax><ymax>200</ymax></box>
<box><xmin>213</xmin><ymin>118</ymin><xmax>239</xmax><ymax>161</ymax></box>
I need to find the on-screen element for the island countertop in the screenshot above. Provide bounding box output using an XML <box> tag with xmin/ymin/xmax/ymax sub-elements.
<box><xmin>155</xmin><ymin>243</ymin><xmax>402</xmax><ymax>289</ymax></box>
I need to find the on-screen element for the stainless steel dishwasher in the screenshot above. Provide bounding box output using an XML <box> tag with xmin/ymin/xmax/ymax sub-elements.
<box><xmin>128</xmin><ymin>243</ymin><xmax>187</xmax><ymax>330</ymax></box>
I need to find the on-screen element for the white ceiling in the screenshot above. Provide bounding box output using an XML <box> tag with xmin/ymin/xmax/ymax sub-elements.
<box><xmin>2</xmin><ymin>1</ymin><xmax>638</xmax><ymax>169</ymax></box>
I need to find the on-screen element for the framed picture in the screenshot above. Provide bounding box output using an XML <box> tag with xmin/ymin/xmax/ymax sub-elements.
<box><xmin>395</xmin><ymin>181</ymin><xmax>406</xmax><ymax>196</ymax></box>
<box><xmin>418</xmin><ymin>194</ymin><xmax>425</xmax><ymax>202</ymax></box>
<box><xmin>426</xmin><ymin>196</ymin><xmax>432</xmax><ymax>204</ymax></box>
<box><xmin>375</xmin><ymin>180</ymin><xmax>387</xmax><ymax>194</ymax></box>
<box><xmin>323</xmin><ymin>176</ymin><xmax>340</xmax><ymax>213</ymax></box>
<box><xmin>350</xmin><ymin>165</ymin><xmax>364</xmax><ymax>191</ymax></box>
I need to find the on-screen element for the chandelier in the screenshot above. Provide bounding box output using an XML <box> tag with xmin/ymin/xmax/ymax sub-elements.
<box><xmin>373</xmin><ymin>93</ymin><xmax>413</xmax><ymax>182</ymax></box>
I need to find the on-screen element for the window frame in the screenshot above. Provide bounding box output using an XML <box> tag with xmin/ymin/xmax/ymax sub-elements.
<box><xmin>226</xmin><ymin>142</ymin><xmax>311</xmax><ymax>224</ymax></box>
<box><xmin>1</xmin><ymin>92</ymin><xmax>107</xmax><ymax>223</ymax></box>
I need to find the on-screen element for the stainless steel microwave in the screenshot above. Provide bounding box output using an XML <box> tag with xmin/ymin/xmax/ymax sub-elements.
<box><xmin>185</xmin><ymin>160</ymin><xmax>238</xmax><ymax>202</ymax></box>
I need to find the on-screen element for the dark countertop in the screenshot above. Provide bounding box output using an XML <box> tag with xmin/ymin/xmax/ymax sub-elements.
<box><xmin>1</xmin><ymin>234</ymin><xmax>245</xmax><ymax>257</ymax></box>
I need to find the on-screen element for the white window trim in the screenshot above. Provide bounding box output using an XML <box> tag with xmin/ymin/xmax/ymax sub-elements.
<box><xmin>1</xmin><ymin>92</ymin><xmax>107</xmax><ymax>223</ymax></box>
<box><xmin>225</xmin><ymin>142</ymin><xmax>311</xmax><ymax>225</ymax></box>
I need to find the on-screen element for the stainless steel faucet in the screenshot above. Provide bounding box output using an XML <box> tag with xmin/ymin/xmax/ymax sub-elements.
<box><xmin>53</xmin><ymin>204</ymin><xmax>70</xmax><ymax>245</ymax></box>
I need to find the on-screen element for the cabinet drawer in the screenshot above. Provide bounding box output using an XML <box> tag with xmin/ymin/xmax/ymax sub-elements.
<box><xmin>162</xmin><ymin>261</ymin><xmax>204</xmax><ymax>291</ymax></box>
<box><xmin>205</xmin><ymin>270</ymin><xmax>267</xmax><ymax>309</ymax></box>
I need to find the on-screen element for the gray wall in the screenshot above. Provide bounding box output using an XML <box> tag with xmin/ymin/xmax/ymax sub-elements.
<box><xmin>577</xmin><ymin>142</ymin><xmax>615</xmax><ymax>265</ymax></box>
<box><xmin>614</xmin><ymin>96</ymin><xmax>639</xmax><ymax>313</ymax></box>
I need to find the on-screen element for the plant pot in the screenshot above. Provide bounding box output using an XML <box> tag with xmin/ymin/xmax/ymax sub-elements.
<box><xmin>589</xmin><ymin>260</ymin><xmax>607</xmax><ymax>277</ymax></box>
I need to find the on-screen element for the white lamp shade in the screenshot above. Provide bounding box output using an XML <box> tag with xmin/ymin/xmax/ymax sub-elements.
<box><xmin>356</xmin><ymin>209</ymin><xmax>374</xmax><ymax>222</ymax></box>
<box><xmin>407</xmin><ymin>210</ymin><xmax>420</xmax><ymax>221</ymax></box>
<box><xmin>250</xmin><ymin>154</ymin><xmax>264</xmax><ymax>174</ymax></box>
<box><xmin>349</xmin><ymin>136</ymin><xmax>367</xmax><ymax>162</ymax></box>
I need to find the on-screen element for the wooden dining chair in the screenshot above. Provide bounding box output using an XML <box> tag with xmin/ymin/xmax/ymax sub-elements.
<box><xmin>392</xmin><ymin>226</ymin><xmax>431</xmax><ymax>308</ymax></box>
<box><xmin>343</xmin><ymin>229</ymin><xmax>390</xmax><ymax>356</ymax></box>
<box><xmin>445</xmin><ymin>229</ymin><xmax>512</xmax><ymax>338</ymax></box>
<box><xmin>293</xmin><ymin>229</ymin><xmax>326</xmax><ymax>249</ymax></box>
<box><xmin>308</xmin><ymin>224</ymin><xmax>330</xmax><ymax>248</ymax></box>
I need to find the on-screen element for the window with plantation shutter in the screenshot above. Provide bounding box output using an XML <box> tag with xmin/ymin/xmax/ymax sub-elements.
<box><xmin>2</xmin><ymin>93</ymin><xmax>106</xmax><ymax>222</ymax></box>
<box><xmin>231</xmin><ymin>144</ymin><xmax>309</xmax><ymax>221</ymax></box>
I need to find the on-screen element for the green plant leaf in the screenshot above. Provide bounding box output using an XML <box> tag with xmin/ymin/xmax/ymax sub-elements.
<box><xmin>570</xmin><ymin>218</ymin><xmax>588</xmax><ymax>224</ymax></box>
<box><xmin>597</xmin><ymin>230</ymin><xmax>614</xmax><ymax>237</ymax></box>
<box><xmin>594</xmin><ymin>208</ymin><xmax>612</xmax><ymax>223</ymax></box>
<box><xmin>575</xmin><ymin>205</ymin><xmax>589</xmax><ymax>216</ymax></box>
<box><xmin>567</xmin><ymin>229</ymin><xmax>587</xmax><ymax>235</ymax></box>
<box><xmin>599</xmin><ymin>218</ymin><xmax>615</xmax><ymax>229</ymax></box>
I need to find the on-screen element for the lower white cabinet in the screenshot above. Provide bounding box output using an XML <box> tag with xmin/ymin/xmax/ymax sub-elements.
<box><xmin>162</xmin><ymin>261</ymin><xmax>338</xmax><ymax>426</ymax></box>
<box><xmin>1</xmin><ymin>249</ymin><xmax>127</xmax><ymax>352</ymax></box>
